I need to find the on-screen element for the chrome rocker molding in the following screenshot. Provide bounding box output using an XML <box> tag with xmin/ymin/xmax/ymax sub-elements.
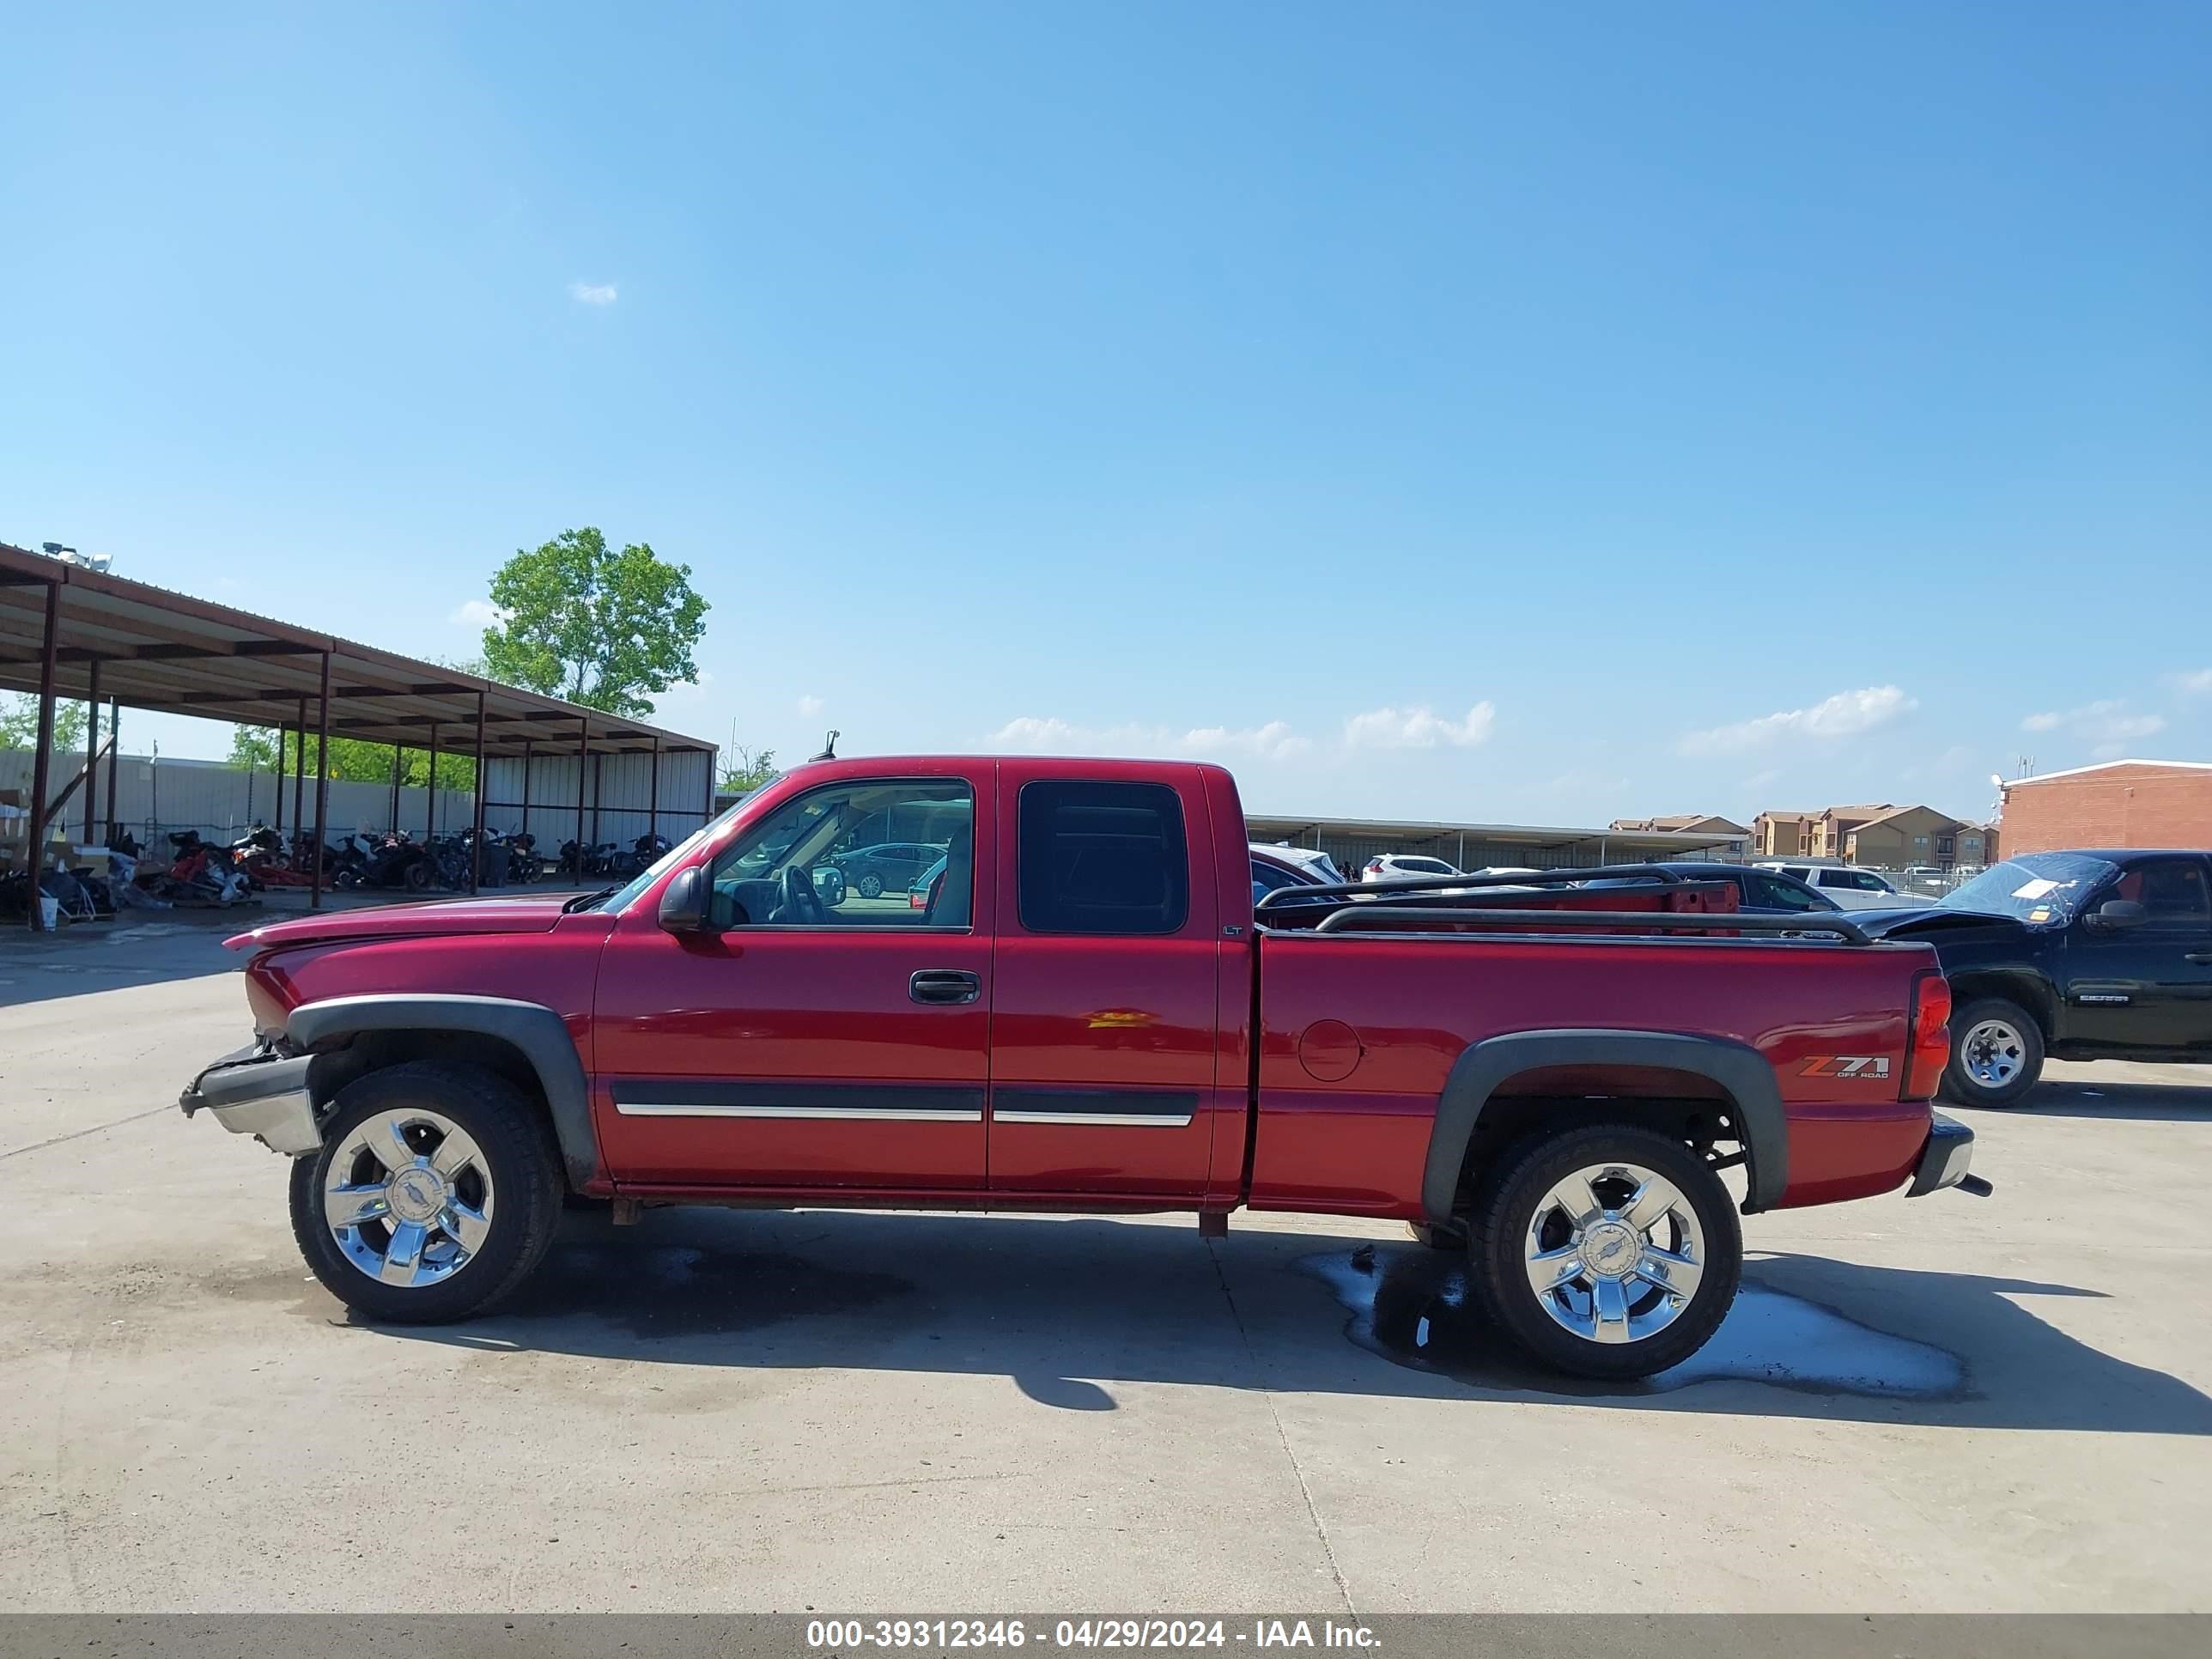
<box><xmin>616</xmin><ymin>1103</ymin><xmax>984</xmax><ymax>1121</ymax></box>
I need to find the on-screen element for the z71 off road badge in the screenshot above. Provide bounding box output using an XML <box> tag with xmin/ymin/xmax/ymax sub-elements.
<box><xmin>1801</xmin><ymin>1055</ymin><xmax>1892</xmax><ymax>1079</ymax></box>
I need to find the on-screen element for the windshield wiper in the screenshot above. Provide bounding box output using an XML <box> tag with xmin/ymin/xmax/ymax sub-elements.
<box><xmin>562</xmin><ymin>886</ymin><xmax>620</xmax><ymax>914</ymax></box>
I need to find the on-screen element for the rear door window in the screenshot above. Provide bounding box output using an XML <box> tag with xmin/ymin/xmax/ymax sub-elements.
<box><xmin>1018</xmin><ymin>780</ymin><xmax>1190</xmax><ymax>935</ymax></box>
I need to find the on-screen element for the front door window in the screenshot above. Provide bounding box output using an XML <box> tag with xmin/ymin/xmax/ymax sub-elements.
<box><xmin>711</xmin><ymin>779</ymin><xmax>972</xmax><ymax>927</ymax></box>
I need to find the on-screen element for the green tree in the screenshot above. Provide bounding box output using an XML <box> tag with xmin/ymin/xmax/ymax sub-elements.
<box><xmin>0</xmin><ymin>695</ymin><xmax>88</xmax><ymax>751</ymax></box>
<box><xmin>228</xmin><ymin>727</ymin><xmax>475</xmax><ymax>793</ymax></box>
<box><xmin>479</xmin><ymin>527</ymin><xmax>708</xmax><ymax>717</ymax></box>
<box><xmin>719</xmin><ymin>744</ymin><xmax>779</xmax><ymax>793</ymax></box>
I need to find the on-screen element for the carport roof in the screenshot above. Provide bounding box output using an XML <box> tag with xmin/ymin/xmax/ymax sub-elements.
<box><xmin>1245</xmin><ymin>811</ymin><xmax>1746</xmax><ymax>860</ymax></box>
<box><xmin>0</xmin><ymin>542</ymin><xmax>714</xmax><ymax>759</ymax></box>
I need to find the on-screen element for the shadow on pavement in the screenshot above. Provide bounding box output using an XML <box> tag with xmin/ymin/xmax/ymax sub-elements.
<box><xmin>2001</xmin><ymin>1078</ymin><xmax>2212</xmax><ymax>1122</ymax></box>
<box><xmin>351</xmin><ymin>1208</ymin><xmax>2212</xmax><ymax>1435</ymax></box>
<box><xmin>0</xmin><ymin>915</ymin><xmax>246</xmax><ymax>1008</ymax></box>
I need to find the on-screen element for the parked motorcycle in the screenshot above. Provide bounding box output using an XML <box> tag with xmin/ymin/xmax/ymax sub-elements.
<box><xmin>362</xmin><ymin>832</ymin><xmax>435</xmax><ymax>893</ymax></box>
<box><xmin>157</xmin><ymin>830</ymin><xmax>253</xmax><ymax>907</ymax></box>
<box><xmin>502</xmin><ymin>831</ymin><xmax>541</xmax><ymax>885</ymax></box>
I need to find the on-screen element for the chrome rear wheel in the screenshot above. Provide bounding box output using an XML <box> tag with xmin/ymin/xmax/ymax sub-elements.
<box><xmin>1471</xmin><ymin>1122</ymin><xmax>1741</xmax><ymax>1379</ymax></box>
<box><xmin>1523</xmin><ymin>1161</ymin><xmax>1707</xmax><ymax>1346</ymax></box>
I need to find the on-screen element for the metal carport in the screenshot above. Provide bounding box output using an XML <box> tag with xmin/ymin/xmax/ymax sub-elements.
<box><xmin>0</xmin><ymin>541</ymin><xmax>716</xmax><ymax>928</ymax></box>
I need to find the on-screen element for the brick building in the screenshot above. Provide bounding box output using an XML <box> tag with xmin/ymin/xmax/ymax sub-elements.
<box><xmin>1995</xmin><ymin>759</ymin><xmax>2212</xmax><ymax>854</ymax></box>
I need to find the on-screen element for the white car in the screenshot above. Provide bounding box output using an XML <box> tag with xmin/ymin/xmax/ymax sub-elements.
<box><xmin>1361</xmin><ymin>854</ymin><xmax>1462</xmax><ymax>884</ymax></box>
<box><xmin>1753</xmin><ymin>862</ymin><xmax>1936</xmax><ymax>909</ymax></box>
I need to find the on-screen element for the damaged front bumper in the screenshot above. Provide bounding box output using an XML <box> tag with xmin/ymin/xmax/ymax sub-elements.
<box><xmin>1907</xmin><ymin>1110</ymin><xmax>1991</xmax><ymax>1198</ymax></box>
<box><xmin>179</xmin><ymin>1042</ymin><xmax>320</xmax><ymax>1157</ymax></box>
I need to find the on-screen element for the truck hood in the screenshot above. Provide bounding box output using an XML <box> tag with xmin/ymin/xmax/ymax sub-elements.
<box><xmin>226</xmin><ymin>893</ymin><xmax>578</xmax><ymax>953</ymax></box>
<box><xmin>1851</xmin><ymin>905</ymin><xmax>2028</xmax><ymax>945</ymax></box>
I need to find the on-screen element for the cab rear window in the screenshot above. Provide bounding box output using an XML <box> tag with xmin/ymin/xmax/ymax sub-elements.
<box><xmin>1018</xmin><ymin>780</ymin><xmax>1189</xmax><ymax>935</ymax></box>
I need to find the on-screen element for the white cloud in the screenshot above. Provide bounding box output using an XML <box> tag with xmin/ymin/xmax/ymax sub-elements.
<box><xmin>1177</xmin><ymin>720</ymin><xmax>1312</xmax><ymax>763</ymax></box>
<box><xmin>989</xmin><ymin>715</ymin><xmax>1089</xmax><ymax>750</ymax></box>
<box><xmin>449</xmin><ymin>599</ymin><xmax>503</xmax><ymax>628</ymax></box>
<box><xmin>1341</xmin><ymin>702</ymin><xmax>1495</xmax><ymax>750</ymax></box>
<box><xmin>568</xmin><ymin>281</ymin><xmax>618</xmax><ymax>306</ymax></box>
<box><xmin>2170</xmin><ymin>668</ymin><xmax>2212</xmax><ymax>696</ymax></box>
<box><xmin>796</xmin><ymin>694</ymin><xmax>824</xmax><ymax>718</ymax></box>
<box><xmin>985</xmin><ymin>702</ymin><xmax>1492</xmax><ymax>766</ymax></box>
<box><xmin>2020</xmin><ymin>699</ymin><xmax>2164</xmax><ymax>757</ymax></box>
<box><xmin>1680</xmin><ymin>685</ymin><xmax>1915</xmax><ymax>756</ymax></box>
<box><xmin>984</xmin><ymin>715</ymin><xmax>1310</xmax><ymax>761</ymax></box>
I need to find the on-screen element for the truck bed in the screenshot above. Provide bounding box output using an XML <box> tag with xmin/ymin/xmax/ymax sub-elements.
<box><xmin>1241</xmin><ymin>880</ymin><xmax>1935</xmax><ymax>1220</ymax></box>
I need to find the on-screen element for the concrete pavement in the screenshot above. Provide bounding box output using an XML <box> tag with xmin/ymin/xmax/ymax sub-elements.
<box><xmin>2</xmin><ymin>917</ymin><xmax>2208</xmax><ymax>1612</ymax></box>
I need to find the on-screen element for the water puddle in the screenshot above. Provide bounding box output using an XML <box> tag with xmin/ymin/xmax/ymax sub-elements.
<box><xmin>1302</xmin><ymin>1243</ymin><xmax>1962</xmax><ymax>1400</ymax></box>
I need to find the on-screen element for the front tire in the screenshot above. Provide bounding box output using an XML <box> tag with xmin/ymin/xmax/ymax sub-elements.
<box><xmin>858</xmin><ymin>872</ymin><xmax>884</xmax><ymax>899</ymax></box>
<box><xmin>289</xmin><ymin>1061</ymin><xmax>563</xmax><ymax>1324</ymax></box>
<box><xmin>1468</xmin><ymin>1123</ymin><xmax>1742</xmax><ymax>1381</ymax></box>
<box><xmin>1942</xmin><ymin>997</ymin><xmax>2044</xmax><ymax>1107</ymax></box>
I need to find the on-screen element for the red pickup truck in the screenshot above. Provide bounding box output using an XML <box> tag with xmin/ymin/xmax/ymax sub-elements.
<box><xmin>182</xmin><ymin>756</ymin><xmax>1984</xmax><ymax>1379</ymax></box>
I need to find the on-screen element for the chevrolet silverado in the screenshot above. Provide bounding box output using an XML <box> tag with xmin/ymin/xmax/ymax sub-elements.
<box><xmin>182</xmin><ymin>756</ymin><xmax>1983</xmax><ymax>1379</ymax></box>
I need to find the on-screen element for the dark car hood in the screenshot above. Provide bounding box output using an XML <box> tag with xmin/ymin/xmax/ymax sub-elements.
<box><xmin>1852</xmin><ymin>905</ymin><xmax>2030</xmax><ymax>944</ymax></box>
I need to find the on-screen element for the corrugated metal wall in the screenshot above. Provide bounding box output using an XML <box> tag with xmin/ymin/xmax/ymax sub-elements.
<box><xmin>0</xmin><ymin>749</ymin><xmax>474</xmax><ymax>847</ymax></box>
<box><xmin>480</xmin><ymin>748</ymin><xmax>715</xmax><ymax>852</ymax></box>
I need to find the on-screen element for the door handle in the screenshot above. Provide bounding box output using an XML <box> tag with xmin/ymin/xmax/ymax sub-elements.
<box><xmin>909</xmin><ymin>969</ymin><xmax>981</xmax><ymax>1006</ymax></box>
<box><xmin>2187</xmin><ymin>951</ymin><xmax>2212</xmax><ymax>965</ymax></box>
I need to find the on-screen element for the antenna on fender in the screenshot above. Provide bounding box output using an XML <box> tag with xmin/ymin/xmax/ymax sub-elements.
<box><xmin>808</xmin><ymin>729</ymin><xmax>840</xmax><ymax>763</ymax></box>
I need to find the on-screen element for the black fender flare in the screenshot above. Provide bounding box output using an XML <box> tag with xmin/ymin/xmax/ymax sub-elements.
<box><xmin>285</xmin><ymin>994</ymin><xmax>600</xmax><ymax>1190</ymax></box>
<box><xmin>1420</xmin><ymin>1028</ymin><xmax>1788</xmax><ymax>1225</ymax></box>
<box><xmin>1943</xmin><ymin>968</ymin><xmax>2060</xmax><ymax>1042</ymax></box>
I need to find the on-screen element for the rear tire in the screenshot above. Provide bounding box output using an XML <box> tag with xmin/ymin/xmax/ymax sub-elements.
<box><xmin>1468</xmin><ymin>1122</ymin><xmax>1742</xmax><ymax>1381</ymax></box>
<box><xmin>289</xmin><ymin>1061</ymin><xmax>563</xmax><ymax>1324</ymax></box>
<box><xmin>1941</xmin><ymin>997</ymin><xmax>2044</xmax><ymax>1108</ymax></box>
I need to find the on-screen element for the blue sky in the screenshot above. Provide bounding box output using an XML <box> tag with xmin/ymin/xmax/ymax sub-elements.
<box><xmin>3</xmin><ymin>3</ymin><xmax>2207</xmax><ymax>828</ymax></box>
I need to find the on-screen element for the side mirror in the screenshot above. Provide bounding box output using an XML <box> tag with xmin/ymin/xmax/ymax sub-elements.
<box><xmin>2087</xmin><ymin>898</ymin><xmax>2148</xmax><ymax>932</ymax></box>
<box><xmin>658</xmin><ymin>866</ymin><xmax>708</xmax><ymax>934</ymax></box>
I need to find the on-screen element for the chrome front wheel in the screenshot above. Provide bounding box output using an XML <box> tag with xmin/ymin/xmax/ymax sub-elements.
<box><xmin>290</xmin><ymin>1061</ymin><xmax>563</xmax><ymax>1324</ymax></box>
<box><xmin>323</xmin><ymin>1108</ymin><xmax>495</xmax><ymax>1288</ymax></box>
<box><xmin>1960</xmin><ymin>1019</ymin><xmax>2026</xmax><ymax>1090</ymax></box>
<box><xmin>1942</xmin><ymin>997</ymin><xmax>2045</xmax><ymax>1107</ymax></box>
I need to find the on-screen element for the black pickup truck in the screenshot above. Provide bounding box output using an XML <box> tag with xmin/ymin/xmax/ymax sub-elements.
<box><xmin>1856</xmin><ymin>849</ymin><xmax>2212</xmax><ymax>1105</ymax></box>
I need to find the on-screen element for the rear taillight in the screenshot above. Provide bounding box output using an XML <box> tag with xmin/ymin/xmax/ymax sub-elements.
<box><xmin>910</xmin><ymin>889</ymin><xmax>927</xmax><ymax>910</ymax></box>
<box><xmin>1906</xmin><ymin>974</ymin><xmax>1952</xmax><ymax>1099</ymax></box>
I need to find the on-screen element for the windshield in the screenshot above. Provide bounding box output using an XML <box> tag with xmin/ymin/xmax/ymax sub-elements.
<box><xmin>592</xmin><ymin>801</ymin><xmax>745</xmax><ymax>915</ymax></box>
<box><xmin>1935</xmin><ymin>853</ymin><xmax>2118</xmax><ymax>927</ymax></box>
